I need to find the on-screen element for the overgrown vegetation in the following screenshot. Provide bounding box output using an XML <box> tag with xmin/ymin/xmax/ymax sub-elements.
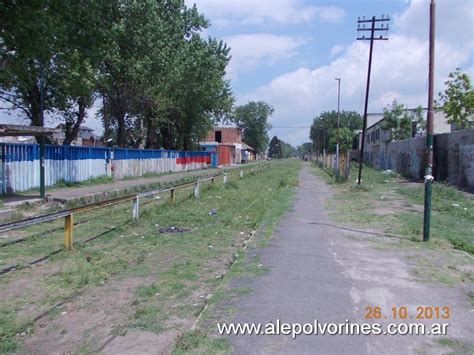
<box><xmin>309</xmin><ymin>110</ymin><xmax>362</xmax><ymax>154</ymax></box>
<box><xmin>0</xmin><ymin>0</ymin><xmax>232</xmax><ymax>148</ymax></box>
<box><xmin>313</xmin><ymin>162</ymin><xmax>474</xmax><ymax>254</ymax></box>
<box><xmin>436</xmin><ymin>69</ymin><xmax>474</xmax><ymax>130</ymax></box>
<box><xmin>0</xmin><ymin>160</ymin><xmax>300</xmax><ymax>353</ymax></box>
<box><xmin>381</xmin><ymin>100</ymin><xmax>423</xmax><ymax>142</ymax></box>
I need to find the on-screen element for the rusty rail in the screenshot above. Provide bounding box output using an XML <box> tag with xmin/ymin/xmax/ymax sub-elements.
<box><xmin>0</xmin><ymin>162</ymin><xmax>269</xmax><ymax>251</ymax></box>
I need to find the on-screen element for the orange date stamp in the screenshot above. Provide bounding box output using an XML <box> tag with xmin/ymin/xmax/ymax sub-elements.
<box><xmin>364</xmin><ymin>306</ymin><xmax>450</xmax><ymax>320</ymax></box>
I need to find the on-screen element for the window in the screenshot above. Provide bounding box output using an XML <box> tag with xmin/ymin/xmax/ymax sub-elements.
<box><xmin>215</xmin><ymin>131</ymin><xmax>222</xmax><ymax>143</ymax></box>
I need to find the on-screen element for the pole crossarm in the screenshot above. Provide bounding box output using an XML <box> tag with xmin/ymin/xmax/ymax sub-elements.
<box><xmin>356</xmin><ymin>15</ymin><xmax>390</xmax><ymax>185</ymax></box>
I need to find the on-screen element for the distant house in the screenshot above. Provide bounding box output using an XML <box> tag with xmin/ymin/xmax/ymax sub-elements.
<box><xmin>358</xmin><ymin>109</ymin><xmax>452</xmax><ymax>152</ymax></box>
<box><xmin>53</xmin><ymin>124</ymin><xmax>104</xmax><ymax>146</ymax></box>
<box><xmin>202</xmin><ymin>127</ymin><xmax>256</xmax><ymax>166</ymax></box>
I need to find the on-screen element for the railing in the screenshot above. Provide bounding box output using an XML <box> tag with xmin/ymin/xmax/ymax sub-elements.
<box><xmin>0</xmin><ymin>162</ymin><xmax>270</xmax><ymax>275</ymax></box>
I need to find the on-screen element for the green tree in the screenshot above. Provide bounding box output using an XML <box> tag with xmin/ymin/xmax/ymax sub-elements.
<box><xmin>329</xmin><ymin>127</ymin><xmax>354</xmax><ymax>152</ymax></box>
<box><xmin>268</xmin><ymin>135</ymin><xmax>282</xmax><ymax>159</ymax></box>
<box><xmin>280</xmin><ymin>141</ymin><xmax>296</xmax><ymax>158</ymax></box>
<box><xmin>0</xmin><ymin>0</ymin><xmax>62</xmax><ymax>127</ymax></box>
<box><xmin>1</xmin><ymin>0</ymin><xmax>233</xmax><ymax>148</ymax></box>
<box><xmin>233</xmin><ymin>101</ymin><xmax>273</xmax><ymax>154</ymax></box>
<box><xmin>381</xmin><ymin>100</ymin><xmax>422</xmax><ymax>142</ymax></box>
<box><xmin>436</xmin><ymin>69</ymin><xmax>474</xmax><ymax>130</ymax></box>
<box><xmin>52</xmin><ymin>1</ymin><xmax>112</xmax><ymax>145</ymax></box>
<box><xmin>100</xmin><ymin>0</ymin><xmax>232</xmax><ymax>148</ymax></box>
<box><xmin>0</xmin><ymin>0</ymin><xmax>111</xmax><ymax>145</ymax></box>
<box><xmin>296</xmin><ymin>142</ymin><xmax>312</xmax><ymax>157</ymax></box>
<box><xmin>309</xmin><ymin>111</ymin><xmax>362</xmax><ymax>154</ymax></box>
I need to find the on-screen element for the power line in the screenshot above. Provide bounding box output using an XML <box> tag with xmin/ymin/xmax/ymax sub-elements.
<box><xmin>271</xmin><ymin>126</ymin><xmax>311</xmax><ymax>129</ymax></box>
<box><xmin>356</xmin><ymin>15</ymin><xmax>390</xmax><ymax>185</ymax></box>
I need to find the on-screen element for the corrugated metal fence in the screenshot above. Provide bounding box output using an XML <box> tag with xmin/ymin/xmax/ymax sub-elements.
<box><xmin>0</xmin><ymin>143</ymin><xmax>211</xmax><ymax>194</ymax></box>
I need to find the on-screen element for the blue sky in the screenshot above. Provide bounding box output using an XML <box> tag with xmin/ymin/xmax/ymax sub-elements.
<box><xmin>2</xmin><ymin>0</ymin><xmax>473</xmax><ymax>146</ymax></box>
<box><xmin>190</xmin><ymin>0</ymin><xmax>474</xmax><ymax>145</ymax></box>
<box><xmin>209</xmin><ymin>1</ymin><xmax>406</xmax><ymax>95</ymax></box>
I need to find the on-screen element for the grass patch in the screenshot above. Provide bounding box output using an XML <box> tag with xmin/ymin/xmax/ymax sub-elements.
<box><xmin>173</xmin><ymin>330</ymin><xmax>229</xmax><ymax>354</ymax></box>
<box><xmin>180</xmin><ymin>161</ymin><xmax>299</xmax><ymax>353</ymax></box>
<box><xmin>311</xmin><ymin>162</ymin><xmax>474</xmax><ymax>254</ymax></box>
<box><xmin>436</xmin><ymin>338</ymin><xmax>473</xmax><ymax>353</ymax></box>
<box><xmin>0</xmin><ymin>160</ymin><xmax>297</xmax><ymax>352</ymax></box>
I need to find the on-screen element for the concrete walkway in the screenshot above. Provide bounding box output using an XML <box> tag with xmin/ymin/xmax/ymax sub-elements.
<box><xmin>227</xmin><ymin>164</ymin><xmax>472</xmax><ymax>354</ymax></box>
<box><xmin>46</xmin><ymin>168</ymin><xmax>218</xmax><ymax>203</ymax></box>
<box><xmin>3</xmin><ymin>164</ymin><xmax>247</xmax><ymax>206</ymax></box>
<box><xmin>229</xmin><ymin>164</ymin><xmax>365</xmax><ymax>353</ymax></box>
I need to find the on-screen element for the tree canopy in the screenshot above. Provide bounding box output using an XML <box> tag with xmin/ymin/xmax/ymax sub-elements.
<box><xmin>268</xmin><ymin>135</ymin><xmax>295</xmax><ymax>159</ymax></box>
<box><xmin>268</xmin><ymin>135</ymin><xmax>282</xmax><ymax>159</ymax></box>
<box><xmin>436</xmin><ymin>69</ymin><xmax>474</xmax><ymax>130</ymax></box>
<box><xmin>309</xmin><ymin>111</ymin><xmax>362</xmax><ymax>153</ymax></box>
<box><xmin>0</xmin><ymin>0</ymin><xmax>233</xmax><ymax>147</ymax></box>
<box><xmin>232</xmin><ymin>101</ymin><xmax>273</xmax><ymax>154</ymax></box>
<box><xmin>381</xmin><ymin>100</ymin><xmax>423</xmax><ymax>142</ymax></box>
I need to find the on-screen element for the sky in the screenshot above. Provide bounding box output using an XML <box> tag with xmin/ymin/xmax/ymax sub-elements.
<box><xmin>1</xmin><ymin>0</ymin><xmax>473</xmax><ymax>146</ymax></box>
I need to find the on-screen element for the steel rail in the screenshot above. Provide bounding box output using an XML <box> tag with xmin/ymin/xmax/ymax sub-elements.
<box><xmin>0</xmin><ymin>163</ymin><xmax>266</xmax><ymax>234</ymax></box>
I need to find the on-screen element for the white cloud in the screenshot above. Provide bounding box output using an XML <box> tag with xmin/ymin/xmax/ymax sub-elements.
<box><xmin>224</xmin><ymin>33</ymin><xmax>306</xmax><ymax>79</ymax></box>
<box><xmin>239</xmin><ymin>0</ymin><xmax>474</xmax><ymax>146</ymax></box>
<box><xmin>186</xmin><ymin>0</ymin><xmax>344</xmax><ymax>25</ymax></box>
<box><xmin>330</xmin><ymin>44</ymin><xmax>346</xmax><ymax>57</ymax></box>
<box><xmin>315</xmin><ymin>7</ymin><xmax>345</xmax><ymax>23</ymax></box>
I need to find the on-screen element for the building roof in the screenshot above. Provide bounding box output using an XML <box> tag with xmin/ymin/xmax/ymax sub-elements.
<box><xmin>240</xmin><ymin>142</ymin><xmax>255</xmax><ymax>151</ymax></box>
<box><xmin>0</xmin><ymin>124</ymin><xmax>60</xmax><ymax>137</ymax></box>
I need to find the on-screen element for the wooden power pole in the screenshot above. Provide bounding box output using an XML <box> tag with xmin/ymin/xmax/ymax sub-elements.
<box><xmin>356</xmin><ymin>15</ymin><xmax>389</xmax><ymax>185</ymax></box>
<box><xmin>423</xmin><ymin>0</ymin><xmax>436</xmax><ymax>241</ymax></box>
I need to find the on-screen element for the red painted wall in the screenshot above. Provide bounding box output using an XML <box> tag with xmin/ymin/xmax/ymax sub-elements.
<box><xmin>217</xmin><ymin>145</ymin><xmax>235</xmax><ymax>165</ymax></box>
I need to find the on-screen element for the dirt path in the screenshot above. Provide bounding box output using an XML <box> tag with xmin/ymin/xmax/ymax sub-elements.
<box><xmin>223</xmin><ymin>164</ymin><xmax>473</xmax><ymax>354</ymax></box>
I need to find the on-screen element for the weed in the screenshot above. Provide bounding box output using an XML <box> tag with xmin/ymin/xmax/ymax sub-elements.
<box><xmin>173</xmin><ymin>330</ymin><xmax>229</xmax><ymax>354</ymax></box>
<box><xmin>0</xmin><ymin>160</ymin><xmax>299</xmax><ymax>352</ymax></box>
<box><xmin>312</xmin><ymin>163</ymin><xmax>473</xmax><ymax>254</ymax></box>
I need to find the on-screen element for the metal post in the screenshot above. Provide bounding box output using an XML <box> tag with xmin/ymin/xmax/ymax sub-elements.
<box><xmin>39</xmin><ymin>136</ymin><xmax>45</xmax><ymax>198</ymax></box>
<box><xmin>423</xmin><ymin>0</ymin><xmax>436</xmax><ymax>242</ymax></box>
<box><xmin>39</xmin><ymin>66</ymin><xmax>45</xmax><ymax>198</ymax></box>
<box><xmin>170</xmin><ymin>188</ymin><xmax>176</xmax><ymax>205</ymax></box>
<box><xmin>64</xmin><ymin>214</ymin><xmax>73</xmax><ymax>250</ymax></box>
<box><xmin>335</xmin><ymin>77</ymin><xmax>341</xmax><ymax>178</ymax></box>
<box><xmin>132</xmin><ymin>196</ymin><xmax>139</xmax><ymax>220</ymax></box>
<box><xmin>322</xmin><ymin>124</ymin><xmax>326</xmax><ymax>162</ymax></box>
<box><xmin>1</xmin><ymin>144</ymin><xmax>5</xmax><ymax>194</ymax></box>
<box><xmin>194</xmin><ymin>180</ymin><xmax>200</xmax><ymax>198</ymax></box>
<box><xmin>223</xmin><ymin>172</ymin><xmax>228</xmax><ymax>184</ymax></box>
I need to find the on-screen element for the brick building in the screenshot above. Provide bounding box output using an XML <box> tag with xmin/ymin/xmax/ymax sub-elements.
<box><xmin>202</xmin><ymin>127</ymin><xmax>256</xmax><ymax>166</ymax></box>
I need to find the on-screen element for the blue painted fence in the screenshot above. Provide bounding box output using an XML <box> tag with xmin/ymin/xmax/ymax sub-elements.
<box><xmin>0</xmin><ymin>143</ymin><xmax>211</xmax><ymax>194</ymax></box>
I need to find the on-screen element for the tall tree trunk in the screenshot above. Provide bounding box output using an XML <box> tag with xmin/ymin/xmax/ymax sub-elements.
<box><xmin>145</xmin><ymin>115</ymin><xmax>157</xmax><ymax>149</ymax></box>
<box><xmin>116</xmin><ymin>112</ymin><xmax>127</xmax><ymax>147</ymax></box>
<box><xmin>159</xmin><ymin>126</ymin><xmax>171</xmax><ymax>149</ymax></box>
<box><xmin>63</xmin><ymin>98</ymin><xmax>87</xmax><ymax>145</ymax></box>
<box><xmin>27</xmin><ymin>83</ymin><xmax>42</xmax><ymax>127</ymax></box>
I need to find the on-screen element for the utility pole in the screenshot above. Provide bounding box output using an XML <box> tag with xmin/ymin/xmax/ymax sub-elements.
<box><xmin>335</xmin><ymin>77</ymin><xmax>341</xmax><ymax>178</ymax></box>
<box><xmin>356</xmin><ymin>15</ymin><xmax>389</xmax><ymax>185</ymax></box>
<box><xmin>423</xmin><ymin>0</ymin><xmax>436</xmax><ymax>241</ymax></box>
<box><xmin>39</xmin><ymin>67</ymin><xmax>45</xmax><ymax>199</ymax></box>
<box><xmin>322</xmin><ymin>123</ymin><xmax>326</xmax><ymax>162</ymax></box>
